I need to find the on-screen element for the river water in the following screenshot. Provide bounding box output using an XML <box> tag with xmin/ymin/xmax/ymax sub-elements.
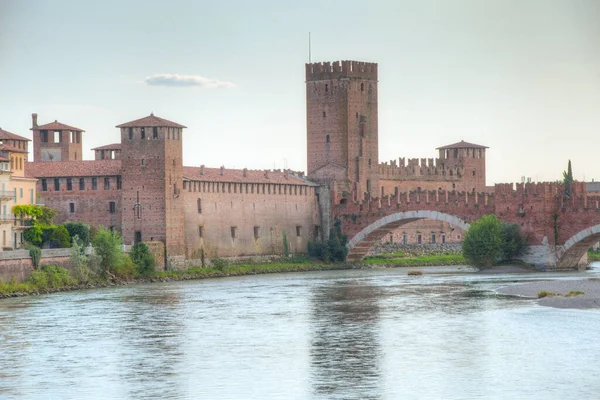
<box><xmin>2</xmin><ymin>265</ymin><xmax>600</xmax><ymax>399</ymax></box>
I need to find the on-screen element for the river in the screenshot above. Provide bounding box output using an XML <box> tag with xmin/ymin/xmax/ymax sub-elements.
<box><xmin>2</xmin><ymin>265</ymin><xmax>600</xmax><ymax>399</ymax></box>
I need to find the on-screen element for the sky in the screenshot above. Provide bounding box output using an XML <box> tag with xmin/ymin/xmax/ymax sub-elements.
<box><xmin>0</xmin><ymin>0</ymin><xmax>599</xmax><ymax>184</ymax></box>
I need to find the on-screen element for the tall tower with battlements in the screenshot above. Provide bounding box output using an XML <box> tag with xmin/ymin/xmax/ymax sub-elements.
<box><xmin>117</xmin><ymin>114</ymin><xmax>186</xmax><ymax>259</ymax></box>
<box><xmin>306</xmin><ymin>60</ymin><xmax>379</xmax><ymax>202</ymax></box>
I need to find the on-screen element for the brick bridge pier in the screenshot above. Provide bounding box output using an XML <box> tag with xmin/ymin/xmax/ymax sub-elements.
<box><xmin>333</xmin><ymin>182</ymin><xmax>600</xmax><ymax>270</ymax></box>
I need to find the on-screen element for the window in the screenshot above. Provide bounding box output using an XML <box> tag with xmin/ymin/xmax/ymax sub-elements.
<box><xmin>54</xmin><ymin>131</ymin><xmax>61</xmax><ymax>143</ymax></box>
<box><xmin>128</xmin><ymin>127</ymin><xmax>133</xmax><ymax>140</ymax></box>
<box><xmin>323</xmin><ymin>111</ymin><xmax>326</xmax><ymax>118</ymax></box>
<box><xmin>41</xmin><ymin>130</ymin><xmax>48</xmax><ymax>143</ymax></box>
<box><xmin>254</xmin><ymin>226</ymin><xmax>260</xmax><ymax>239</ymax></box>
<box><xmin>198</xmin><ymin>225</ymin><xmax>203</xmax><ymax>238</ymax></box>
<box><xmin>109</xmin><ymin>201</ymin><xmax>116</xmax><ymax>214</ymax></box>
<box><xmin>141</xmin><ymin>127</ymin><xmax>145</xmax><ymax>139</ymax></box>
<box><xmin>417</xmin><ymin>234</ymin><xmax>422</xmax><ymax>244</ymax></box>
<box><xmin>153</xmin><ymin>127</ymin><xmax>158</xmax><ymax>139</ymax></box>
<box><xmin>431</xmin><ymin>234</ymin><xmax>436</xmax><ymax>244</ymax></box>
<box><xmin>117</xmin><ymin>176</ymin><xmax>122</xmax><ymax>190</ymax></box>
<box><xmin>442</xmin><ymin>234</ymin><xmax>446</xmax><ymax>244</ymax></box>
<box><xmin>104</xmin><ymin>177</ymin><xmax>110</xmax><ymax>190</ymax></box>
<box><xmin>296</xmin><ymin>226</ymin><xmax>302</xmax><ymax>237</ymax></box>
<box><xmin>231</xmin><ymin>226</ymin><xmax>237</xmax><ymax>240</ymax></box>
<box><xmin>326</xmin><ymin>135</ymin><xmax>330</xmax><ymax>143</ymax></box>
<box><xmin>197</xmin><ymin>199</ymin><xmax>202</xmax><ymax>214</ymax></box>
<box><xmin>29</xmin><ymin>189</ymin><xmax>33</xmax><ymax>204</ymax></box>
<box><xmin>66</xmin><ymin>178</ymin><xmax>72</xmax><ymax>191</ymax></box>
<box><xmin>325</xmin><ymin>84</ymin><xmax>328</xmax><ymax>93</ymax></box>
<box><xmin>19</xmin><ymin>188</ymin><xmax>23</xmax><ymax>198</ymax></box>
<box><xmin>92</xmin><ymin>177</ymin><xmax>97</xmax><ymax>190</ymax></box>
<box><xmin>79</xmin><ymin>178</ymin><xmax>85</xmax><ymax>190</ymax></box>
<box><xmin>135</xmin><ymin>231</ymin><xmax>142</xmax><ymax>243</ymax></box>
<box><xmin>403</xmin><ymin>234</ymin><xmax>407</xmax><ymax>245</ymax></box>
<box><xmin>42</xmin><ymin>179</ymin><xmax>47</xmax><ymax>191</ymax></box>
<box><xmin>473</xmin><ymin>170</ymin><xmax>476</xmax><ymax>176</ymax></box>
<box><xmin>69</xmin><ymin>203</ymin><xmax>75</xmax><ymax>213</ymax></box>
<box><xmin>361</xmin><ymin>82</ymin><xmax>364</xmax><ymax>92</ymax></box>
<box><xmin>141</xmin><ymin>159</ymin><xmax>145</xmax><ymax>166</ymax></box>
<box><xmin>54</xmin><ymin>178</ymin><xmax>60</xmax><ymax>191</ymax></box>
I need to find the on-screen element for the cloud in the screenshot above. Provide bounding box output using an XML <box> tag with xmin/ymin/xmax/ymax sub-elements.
<box><xmin>144</xmin><ymin>74</ymin><xmax>236</xmax><ymax>89</ymax></box>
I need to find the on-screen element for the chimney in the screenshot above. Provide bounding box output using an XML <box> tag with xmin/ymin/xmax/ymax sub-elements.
<box><xmin>220</xmin><ymin>166</ymin><xmax>224</xmax><ymax>176</ymax></box>
<box><xmin>243</xmin><ymin>168</ymin><xmax>247</xmax><ymax>178</ymax></box>
<box><xmin>200</xmin><ymin>165</ymin><xmax>205</xmax><ymax>175</ymax></box>
<box><xmin>32</xmin><ymin>113</ymin><xmax>38</xmax><ymax>128</ymax></box>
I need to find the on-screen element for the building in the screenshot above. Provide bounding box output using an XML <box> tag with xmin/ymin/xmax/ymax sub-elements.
<box><xmin>0</xmin><ymin>128</ymin><xmax>38</xmax><ymax>249</ymax></box>
<box><xmin>23</xmin><ymin>59</ymin><xmax>490</xmax><ymax>263</ymax></box>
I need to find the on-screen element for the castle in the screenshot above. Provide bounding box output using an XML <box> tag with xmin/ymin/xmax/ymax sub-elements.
<box><xmin>16</xmin><ymin>60</ymin><xmax>488</xmax><ymax>265</ymax></box>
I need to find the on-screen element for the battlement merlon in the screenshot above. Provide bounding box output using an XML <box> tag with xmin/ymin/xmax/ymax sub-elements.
<box><xmin>306</xmin><ymin>60</ymin><xmax>378</xmax><ymax>81</ymax></box>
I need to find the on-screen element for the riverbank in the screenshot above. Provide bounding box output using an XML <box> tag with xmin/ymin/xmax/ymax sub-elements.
<box><xmin>497</xmin><ymin>279</ymin><xmax>600</xmax><ymax>309</ymax></box>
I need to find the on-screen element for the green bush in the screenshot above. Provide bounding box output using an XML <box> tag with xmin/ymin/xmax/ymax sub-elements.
<box><xmin>501</xmin><ymin>223</ymin><xmax>527</xmax><ymax>260</ymax></box>
<box><xmin>462</xmin><ymin>214</ymin><xmax>503</xmax><ymax>268</ymax></box>
<box><xmin>69</xmin><ymin>235</ymin><xmax>95</xmax><ymax>283</ymax></box>
<box><xmin>24</xmin><ymin>222</ymin><xmax>43</xmax><ymax>247</ymax></box>
<box><xmin>92</xmin><ymin>226</ymin><xmax>126</xmax><ymax>277</ymax></box>
<box><xmin>130</xmin><ymin>242</ymin><xmax>156</xmax><ymax>275</ymax></box>
<box><xmin>307</xmin><ymin>219</ymin><xmax>348</xmax><ymax>262</ymax></box>
<box><xmin>64</xmin><ymin>222</ymin><xmax>91</xmax><ymax>245</ymax></box>
<box><xmin>26</xmin><ymin>265</ymin><xmax>73</xmax><ymax>289</ymax></box>
<box><xmin>49</xmin><ymin>225</ymin><xmax>71</xmax><ymax>248</ymax></box>
<box><xmin>211</xmin><ymin>258</ymin><xmax>228</xmax><ymax>270</ymax></box>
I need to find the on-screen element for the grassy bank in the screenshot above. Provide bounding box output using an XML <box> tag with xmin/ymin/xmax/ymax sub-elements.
<box><xmin>0</xmin><ymin>258</ymin><xmax>350</xmax><ymax>298</ymax></box>
<box><xmin>363</xmin><ymin>253</ymin><xmax>466</xmax><ymax>266</ymax></box>
<box><xmin>588</xmin><ymin>250</ymin><xmax>600</xmax><ymax>262</ymax></box>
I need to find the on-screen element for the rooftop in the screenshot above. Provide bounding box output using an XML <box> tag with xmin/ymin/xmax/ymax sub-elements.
<box><xmin>0</xmin><ymin>128</ymin><xmax>30</xmax><ymax>142</ymax></box>
<box><xmin>25</xmin><ymin>160</ymin><xmax>121</xmax><ymax>178</ymax></box>
<box><xmin>0</xmin><ymin>143</ymin><xmax>28</xmax><ymax>154</ymax></box>
<box><xmin>183</xmin><ymin>166</ymin><xmax>316</xmax><ymax>185</ymax></box>
<box><xmin>91</xmin><ymin>143</ymin><xmax>121</xmax><ymax>151</ymax></box>
<box><xmin>437</xmin><ymin>140</ymin><xmax>488</xmax><ymax>150</ymax></box>
<box><xmin>31</xmin><ymin>120</ymin><xmax>85</xmax><ymax>132</ymax></box>
<box><xmin>116</xmin><ymin>113</ymin><xmax>187</xmax><ymax>129</ymax></box>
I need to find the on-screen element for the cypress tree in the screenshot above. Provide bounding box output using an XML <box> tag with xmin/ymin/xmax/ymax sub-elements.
<box><xmin>563</xmin><ymin>160</ymin><xmax>573</xmax><ymax>197</ymax></box>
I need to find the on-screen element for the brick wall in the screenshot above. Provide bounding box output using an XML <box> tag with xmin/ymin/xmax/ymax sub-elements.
<box><xmin>183</xmin><ymin>180</ymin><xmax>319</xmax><ymax>259</ymax></box>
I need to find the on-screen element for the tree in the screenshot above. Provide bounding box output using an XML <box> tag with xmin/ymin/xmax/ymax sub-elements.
<box><xmin>501</xmin><ymin>223</ymin><xmax>527</xmax><ymax>260</ymax></box>
<box><xmin>462</xmin><ymin>214</ymin><xmax>503</xmax><ymax>268</ymax></box>
<box><xmin>23</xmin><ymin>221</ymin><xmax>43</xmax><ymax>247</ymax></box>
<box><xmin>130</xmin><ymin>242</ymin><xmax>156</xmax><ymax>275</ymax></box>
<box><xmin>563</xmin><ymin>160</ymin><xmax>573</xmax><ymax>197</ymax></box>
<box><xmin>49</xmin><ymin>225</ymin><xmax>71</xmax><ymax>248</ymax></box>
<box><xmin>92</xmin><ymin>226</ymin><xmax>126</xmax><ymax>276</ymax></box>
<box><xmin>64</xmin><ymin>222</ymin><xmax>91</xmax><ymax>245</ymax></box>
<box><xmin>307</xmin><ymin>218</ymin><xmax>348</xmax><ymax>262</ymax></box>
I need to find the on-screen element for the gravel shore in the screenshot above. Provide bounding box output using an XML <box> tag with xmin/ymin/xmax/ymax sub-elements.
<box><xmin>497</xmin><ymin>278</ymin><xmax>600</xmax><ymax>309</ymax></box>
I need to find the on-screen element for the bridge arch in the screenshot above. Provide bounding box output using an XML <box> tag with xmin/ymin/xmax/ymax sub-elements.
<box><xmin>556</xmin><ymin>225</ymin><xmax>600</xmax><ymax>269</ymax></box>
<box><xmin>346</xmin><ymin>210</ymin><xmax>470</xmax><ymax>261</ymax></box>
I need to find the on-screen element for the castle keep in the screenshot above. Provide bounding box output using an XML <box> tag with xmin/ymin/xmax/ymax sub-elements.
<box><xmin>20</xmin><ymin>59</ymin><xmax>490</xmax><ymax>264</ymax></box>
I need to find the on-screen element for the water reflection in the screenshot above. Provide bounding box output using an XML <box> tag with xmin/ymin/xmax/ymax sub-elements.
<box><xmin>310</xmin><ymin>281</ymin><xmax>382</xmax><ymax>400</ymax></box>
<box><xmin>115</xmin><ymin>288</ymin><xmax>185</xmax><ymax>399</ymax></box>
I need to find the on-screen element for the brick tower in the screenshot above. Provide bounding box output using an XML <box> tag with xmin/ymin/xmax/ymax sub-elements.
<box><xmin>31</xmin><ymin>113</ymin><xmax>84</xmax><ymax>162</ymax></box>
<box><xmin>306</xmin><ymin>60</ymin><xmax>379</xmax><ymax>202</ymax></box>
<box><xmin>437</xmin><ymin>140</ymin><xmax>488</xmax><ymax>192</ymax></box>
<box><xmin>117</xmin><ymin>114</ymin><xmax>186</xmax><ymax>259</ymax></box>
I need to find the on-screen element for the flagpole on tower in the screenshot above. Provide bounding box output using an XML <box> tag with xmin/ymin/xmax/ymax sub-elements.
<box><xmin>309</xmin><ymin>32</ymin><xmax>311</xmax><ymax>63</ymax></box>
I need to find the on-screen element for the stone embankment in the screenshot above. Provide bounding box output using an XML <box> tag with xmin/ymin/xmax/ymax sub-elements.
<box><xmin>370</xmin><ymin>243</ymin><xmax>462</xmax><ymax>256</ymax></box>
<box><xmin>497</xmin><ymin>279</ymin><xmax>600</xmax><ymax>309</ymax></box>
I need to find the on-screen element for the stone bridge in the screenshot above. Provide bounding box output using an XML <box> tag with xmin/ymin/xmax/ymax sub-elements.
<box><xmin>333</xmin><ymin>182</ymin><xmax>600</xmax><ymax>270</ymax></box>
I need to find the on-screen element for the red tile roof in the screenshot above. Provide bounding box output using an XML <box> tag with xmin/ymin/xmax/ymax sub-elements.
<box><xmin>0</xmin><ymin>128</ymin><xmax>31</xmax><ymax>141</ymax></box>
<box><xmin>0</xmin><ymin>156</ymin><xmax>10</xmax><ymax>162</ymax></box>
<box><xmin>183</xmin><ymin>166</ymin><xmax>316</xmax><ymax>185</ymax></box>
<box><xmin>31</xmin><ymin>120</ymin><xmax>85</xmax><ymax>132</ymax></box>
<box><xmin>91</xmin><ymin>143</ymin><xmax>121</xmax><ymax>151</ymax></box>
<box><xmin>25</xmin><ymin>160</ymin><xmax>121</xmax><ymax>178</ymax></box>
<box><xmin>436</xmin><ymin>140</ymin><xmax>488</xmax><ymax>150</ymax></box>
<box><xmin>0</xmin><ymin>144</ymin><xmax>28</xmax><ymax>154</ymax></box>
<box><xmin>116</xmin><ymin>114</ymin><xmax>187</xmax><ymax>128</ymax></box>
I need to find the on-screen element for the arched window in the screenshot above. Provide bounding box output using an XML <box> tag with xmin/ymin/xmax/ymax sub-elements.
<box><xmin>197</xmin><ymin>199</ymin><xmax>202</xmax><ymax>214</ymax></box>
<box><xmin>325</xmin><ymin>84</ymin><xmax>328</xmax><ymax>93</ymax></box>
<box><xmin>326</xmin><ymin>135</ymin><xmax>330</xmax><ymax>143</ymax></box>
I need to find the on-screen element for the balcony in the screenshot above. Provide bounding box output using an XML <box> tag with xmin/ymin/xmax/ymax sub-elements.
<box><xmin>13</xmin><ymin>217</ymin><xmax>33</xmax><ymax>230</ymax></box>
<box><xmin>0</xmin><ymin>190</ymin><xmax>14</xmax><ymax>201</ymax></box>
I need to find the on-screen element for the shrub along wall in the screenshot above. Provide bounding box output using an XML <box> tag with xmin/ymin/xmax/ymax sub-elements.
<box><xmin>0</xmin><ymin>249</ymin><xmax>73</xmax><ymax>283</ymax></box>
